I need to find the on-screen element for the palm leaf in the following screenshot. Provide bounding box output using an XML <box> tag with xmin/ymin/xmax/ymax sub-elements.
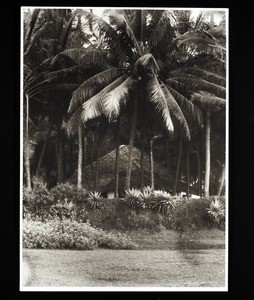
<box><xmin>145</xmin><ymin>76</ymin><xmax>174</xmax><ymax>133</ymax></box>
<box><xmin>52</xmin><ymin>48</ymin><xmax>109</xmax><ymax>68</ymax></box>
<box><xmin>134</xmin><ymin>53</ymin><xmax>160</xmax><ymax>74</ymax></box>
<box><xmin>66</xmin><ymin>106</ymin><xmax>83</xmax><ymax>136</ymax></box>
<box><xmin>29</xmin><ymin>83</ymin><xmax>79</xmax><ymax>99</ymax></box>
<box><xmin>160</xmin><ymin>83</ymin><xmax>190</xmax><ymax>140</ymax></box>
<box><xmin>167</xmin><ymin>76</ymin><xmax>226</xmax><ymax>98</ymax></box>
<box><xmin>60</xmin><ymin>14</ymin><xmax>76</xmax><ymax>48</ymax></box>
<box><xmin>166</xmin><ymin>85</ymin><xmax>203</xmax><ymax>128</ymax></box>
<box><xmin>171</xmin><ymin>67</ymin><xmax>226</xmax><ymax>87</ymax></box>
<box><xmin>191</xmin><ymin>92</ymin><xmax>226</xmax><ymax>112</ymax></box>
<box><xmin>25</xmin><ymin>9</ymin><xmax>41</xmax><ymax>48</ymax></box>
<box><xmin>103</xmin><ymin>75</ymin><xmax>136</xmax><ymax>120</ymax></box>
<box><xmin>68</xmin><ymin>67</ymin><xmax>122</xmax><ymax>114</ymax></box>
<box><xmin>148</xmin><ymin>10</ymin><xmax>175</xmax><ymax>51</ymax></box>
<box><xmin>81</xmin><ymin>75</ymin><xmax>127</xmax><ymax>123</ymax></box>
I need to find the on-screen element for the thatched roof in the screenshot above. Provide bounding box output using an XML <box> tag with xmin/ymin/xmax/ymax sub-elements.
<box><xmin>70</xmin><ymin>145</ymin><xmax>190</xmax><ymax>193</ymax></box>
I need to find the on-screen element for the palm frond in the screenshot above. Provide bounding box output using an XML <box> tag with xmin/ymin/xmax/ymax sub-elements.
<box><xmin>80</xmin><ymin>10</ymin><xmax>136</xmax><ymax>61</ymax></box>
<box><xmin>104</xmin><ymin>75</ymin><xmax>136</xmax><ymax>120</ymax></box>
<box><xmin>171</xmin><ymin>67</ymin><xmax>226</xmax><ymax>87</ymax></box>
<box><xmin>25</xmin><ymin>9</ymin><xmax>41</xmax><ymax>48</ymax></box>
<box><xmin>191</xmin><ymin>92</ymin><xmax>226</xmax><ymax>112</ymax></box>
<box><xmin>24</xmin><ymin>21</ymin><xmax>53</xmax><ymax>62</ymax></box>
<box><xmin>145</xmin><ymin>76</ymin><xmax>174</xmax><ymax>133</ymax></box>
<box><xmin>134</xmin><ymin>53</ymin><xmax>160</xmax><ymax>74</ymax></box>
<box><xmin>66</xmin><ymin>106</ymin><xmax>84</xmax><ymax>136</ymax></box>
<box><xmin>60</xmin><ymin>14</ymin><xmax>76</xmax><ymax>48</ymax></box>
<box><xmin>81</xmin><ymin>75</ymin><xmax>127</xmax><ymax>123</ymax></box>
<box><xmin>29</xmin><ymin>83</ymin><xmax>79</xmax><ymax>99</ymax></box>
<box><xmin>68</xmin><ymin>67</ymin><xmax>122</xmax><ymax>114</ymax></box>
<box><xmin>52</xmin><ymin>48</ymin><xmax>109</xmax><ymax>68</ymax></box>
<box><xmin>25</xmin><ymin>65</ymin><xmax>82</xmax><ymax>95</ymax></box>
<box><xmin>166</xmin><ymin>85</ymin><xmax>203</xmax><ymax>128</ymax></box>
<box><xmin>148</xmin><ymin>10</ymin><xmax>175</xmax><ymax>50</ymax></box>
<box><xmin>167</xmin><ymin>76</ymin><xmax>226</xmax><ymax>98</ymax></box>
<box><xmin>160</xmin><ymin>83</ymin><xmax>190</xmax><ymax>140</ymax></box>
<box><xmin>193</xmin><ymin>11</ymin><xmax>206</xmax><ymax>30</ymax></box>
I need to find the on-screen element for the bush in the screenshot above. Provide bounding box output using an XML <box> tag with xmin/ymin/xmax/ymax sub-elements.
<box><xmin>206</xmin><ymin>198</ymin><xmax>225</xmax><ymax>228</ymax></box>
<box><xmin>22</xmin><ymin>219</ymin><xmax>137</xmax><ymax>250</ymax></box>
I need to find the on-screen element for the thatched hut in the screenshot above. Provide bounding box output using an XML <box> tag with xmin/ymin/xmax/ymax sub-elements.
<box><xmin>70</xmin><ymin>145</ymin><xmax>190</xmax><ymax>196</ymax></box>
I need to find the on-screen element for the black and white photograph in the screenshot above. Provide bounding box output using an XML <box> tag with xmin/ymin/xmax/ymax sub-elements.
<box><xmin>20</xmin><ymin>6</ymin><xmax>228</xmax><ymax>291</ymax></box>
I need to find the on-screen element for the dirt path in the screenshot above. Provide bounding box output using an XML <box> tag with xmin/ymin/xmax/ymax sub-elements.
<box><xmin>22</xmin><ymin>248</ymin><xmax>226</xmax><ymax>289</ymax></box>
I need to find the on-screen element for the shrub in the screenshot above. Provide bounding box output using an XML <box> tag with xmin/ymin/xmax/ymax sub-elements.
<box><xmin>86</xmin><ymin>191</ymin><xmax>103</xmax><ymax>210</ymax></box>
<box><xmin>23</xmin><ymin>178</ymin><xmax>54</xmax><ymax>220</ymax></box>
<box><xmin>22</xmin><ymin>218</ymin><xmax>137</xmax><ymax>250</ymax></box>
<box><xmin>50</xmin><ymin>182</ymin><xmax>87</xmax><ymax>203</ymax></box>
<box><xmin>206</xmin><ymin>198</ymin><xmax>225</xmax><ymax>226</ymax></box>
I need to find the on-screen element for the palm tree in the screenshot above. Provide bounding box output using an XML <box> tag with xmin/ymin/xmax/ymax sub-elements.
<box><xmin>52</xmin><ymin>9</ymin><xmax>226</xmax><ymax>193</ymax></box>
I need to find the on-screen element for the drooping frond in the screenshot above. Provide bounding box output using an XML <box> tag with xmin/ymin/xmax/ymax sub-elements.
<box><xmin>160</xmin><ymin>83</ymin><xmax>190</xmax><ymax>140</ymax></box>
<box><xmin>110</xmin><ymin>10</ymin><xmax>142</xmax><ymax>54</ymax></box>
<box><xmin>134</xmin><ymin>53</ymin><xmax>160</xmax><ymax>74</ymax></box>
<box><xmin>166</xmin><ymin>85</ymin><xmax>203</xmax><ymax>128</ymax></box>
<box><xmin>25</xmin><ymin>9</ymin><xmax>41</xmax><ymax>48</ymax></box>
<box><xmin>104</xmin><ymin>75</ymin><xmax>136</xmax><ymax>120</ymax></box>
<box><xmin>25</xmin><ymin>65</ymin><xmax>82</xmax><ymax>95</ymax></box>
<box><xmin>24</xmin><ymin>21</ymin><xmax>53</xmax><ymax>61</ymax></box>
<box><xmin>29</xmin><ymin>83</ymin><xmax>79</xmax><ymax>99</ymax></box>
<box><xmin>81</xmin><ymin>75</ymin><xmax>127</xmax><ymax>123</ymax></box>
<box><xmin>66</xmin><ymin>106</ymin><xmax>83</xmax><ymax>136</ymax></box>
<box><xmin>68</xmin><ymin>67</ymin><xmax>122</xmax><ymax>114</ymax></box>
<box><xmin>145</xmin><ymin>76</ymin><xmax>174</xmax><ymax>133</ymax></box>
<box><xmin>148</xmin><ymin>10</ymin><xmax>175</xmax><ymax>51</ymax></box>
<box><xmin>167</xmin><ymin>76</ymin><xmax>226</xmax><ymax>98</ymax></box>
<box><xmin>51</xmin><ymin>48</ymin><xmax>110</xmax><ymax>69</ymax></box>
<box><xmin>60</xmin><ymin>14</ymin><xmax>76</xmax><ymax>48</ymax></box>
<box><xmin>171</xmin><ymin>67</ymin><xmax>226</xmax><ymax>87</ymax></box>
<box><xmin>80</xmin><ymin>10</ymin><xmax>136</xmax><ymax>61</ymax></box>
<box><xmin>191</xmin><ymin>92</ymin><xmax>226</xmax><ymax>112</ymax></box>
<box><xmin>193</xmin><ymin>11</ymin><xmax>206</xmax><ymax>30</ymax></box>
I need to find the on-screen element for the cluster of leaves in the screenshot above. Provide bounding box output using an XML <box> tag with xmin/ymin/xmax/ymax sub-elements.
<box><xmin>23</xmin><ymin>180</ymin><xmax>105</xmax><ymax>221</ymax></box>
<box><xmin>124</xmin><ymin>186</ymin><xmax>177</xmax><ymax>214</ymax></box>
<box><xmin>23</xmin><ymin>218</ymin><xmax>137</xmax><ymax>250</ymax></box>
<box><xmin>206</xmin><ymin>198</ymin><xmax>225</xmax><ymax>225</ymax></box>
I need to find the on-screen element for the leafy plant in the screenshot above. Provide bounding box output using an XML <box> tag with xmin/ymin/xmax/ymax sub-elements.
<box><xmin>125</xmin><ymin>188</ymin><xmax>142</xmax><ymax>209</ymax></box>
<box><xmin>206</xmin><ymin>198</ymin><xmax>225</xmax><ymax>224</ymax></box>
<box><xmin>86</xmin><ymin>191</ymin><xmax>103</xmax><ymax>210</ymax></box>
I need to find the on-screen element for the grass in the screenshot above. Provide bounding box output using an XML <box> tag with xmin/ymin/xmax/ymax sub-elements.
<box><xmin>23</xmin><ymin>248</ymin><xmax>225</xmax><ymax>287</ymax></box>
<box><xmin>22</xmin><ymin>228</ymin><xmax>225</xmax><ymax>288</ymax></box>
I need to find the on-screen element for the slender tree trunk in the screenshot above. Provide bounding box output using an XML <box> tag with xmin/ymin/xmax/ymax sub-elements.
<box><xmin>115</xmin><ymin>118</ymin><xmax>121</xmax><ymax>198</ymax></box>
<box><xmin>204</xmin><ymin>110</ymin><xmax>211</xmax><ymax>197</ymax></box>
<box><xmin>35</xmin><ymin>123</ymin><xmax>53</xmax><ymax>178</ymax></box>
<box><xmin>172</xmin><ymin>132</ymin><xmax>183</xmax><ymax>195</ymax></box>
<box><xmin>24</xmin><ymin>94</ymin><xmax>32</xmax><ymax>191</ymax></box>
<box><xmin>217</xmin><ymin>163</ymin><xmax>225</xmax><ymax>197</ymax></box>
<box><xmin>77</xmin><ymin>122</ymin><xmax>83</xmax><ymax>190</ymax></box>
<box><xmin>95</xmin><ymin>140</ymin><xmax>101</xmax><ymax>191</ymax></box>
<box><xmin>57</xmin><ymin>132</ymin><xmax>64</xmax><ymax>183</ymax></box>
<box><xmin>166</xmin><ymin>138</ymin><xmax>170</xmax><ymax>170</ymax></box>
<box><xmin>149</xmin><ymin>137</ymin><xmax>154</xmax><ymax>190</ymax></box>
<box><xmin>125</xmin><ymin>96</ymin><xmax>138</xmax><ymax>190</ymax></box>
<box><xmin>186</xmin><ymin>144</ymin><xmax>190</xmax><ymax>198</ymax></box>
<box><xmin>140</xmin><ymin>139</ymin><xmax>144</xmax><ymax>188</ymax></box>
<box><xmin>196</xmin><ymin>143</ymin><xmax>202</xmax><ymax>197</ymax></box>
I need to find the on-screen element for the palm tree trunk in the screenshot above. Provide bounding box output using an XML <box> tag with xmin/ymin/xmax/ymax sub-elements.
<box><xmin>166</xmin><ymin>138</ymin><xmax>170</xmax><ymax>170</ymax></box>
<box><xmin>217</xmin><ymin>163</ymin><xmax>225</xmax><ymax>197</ymax></box>
<box><xmin>115</xmin><ymin>118</ymin><xmax>121</xmax><ymax>198</ymax></box>
<box><xmin>56</xmin><ymin>123</ymin><xmax>64</xmax><ymax>183</ymax></box>
<box><xmin>186</xmin><ymin>144</ymin><xmax>190</xmax><ymax>198</ymax></box>
<box><xmin>77</xmin><ymin>122</ymin><xmax>83</xmax><ymax>190</ymax></box>
<box><xmin>126</xmin><ymin>96</ymin><xmax>138</xmax><ymax>190</ymax></box>
<box><xmin>140</xmin><ymin>139</ymin><xmax>144</xmax><ymax>188</ymax></box>
<box><xmin>35</xmin><ymin>123</ymin><xmax>53</xmax><ymax>178</ymax></box>
<box><xmin>149</xmin><ymin>137</ymin><xmax>154</xmax><ymax>190</ymax></box>
<box><xmin>24</xmin><ymin>94</ymin><xmax>32</xmax><ymax>191</ymax></box>
<box><xmin>95</xmin><ymin>140</ymin><xmax>101</xmax><ymax>191</ymax></box>
<box><xmin>196</xmin><ymin>143</ymin><xmax>202</xmax><ymax>197</ymax></box>
<box><xmin>172</xmin><ymin>132</ymin><xmax>183</xmax><ymax>195</ymax></box>
<box><xmin>204</xmin><ymin>110</ymin><xmax>211</xmax><ymax>198</ymax></box>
